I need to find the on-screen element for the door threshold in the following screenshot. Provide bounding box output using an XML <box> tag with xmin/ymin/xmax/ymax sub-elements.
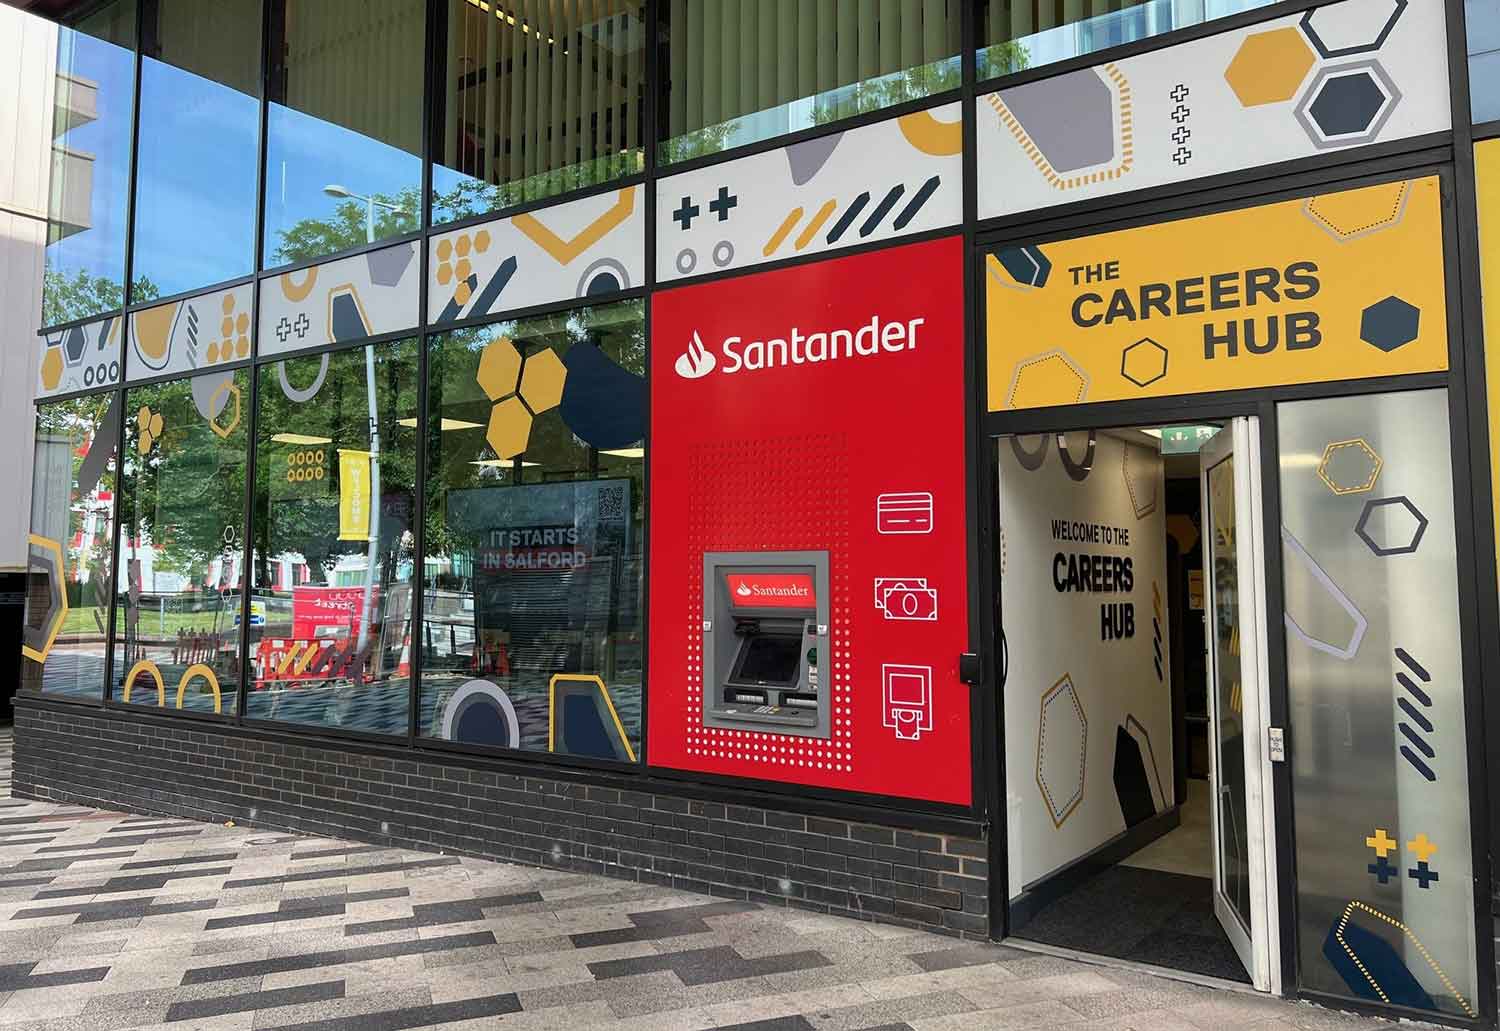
<box><xmin>999</xmin><ymin>936</ymin><xmax>1262</xmax><ymax>995</ymax></box>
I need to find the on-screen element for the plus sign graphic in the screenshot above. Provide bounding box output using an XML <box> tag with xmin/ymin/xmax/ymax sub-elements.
<box><xmin>275</xmin><ymin>316</ymin><xmax>292</xmax><ymax>343</ymax></box>
<box><xmin>1367</xmin><ymin>855</ymin><xmax>1398</xmax><ymax>884</ymax></box>
<box><xmin>1171</xmin><ymin>104</ymin><xmax>1190</xmax><ymax>123</ymax></box>
<box><xmin>292</xmin><ymin>312</ymin><xmax>311</xmax><ymax>338</ymax></box>
<box><xmin>1408</xmin><ymin>860</ymin><xmax>1439</xmax><ymax>888</ymax></box>
<box><xmin>1171</xmin><ymin>125</ymin><xmax>1190</xmax><ymax>145</ymax></box>
<box><xmin>708</xmin><ymin>186</ymin><xmax>737</xmax><ymax>221</ymax></box>
<box><xmin>1170</xmin><ymin>84</ymin><xmax>1189</xmax><ymax>103</ymax></box>
<box><xmin>1173</xmin><ymin>147</ymin><xmax>1192</xmax><ymax>166</ymax></box>
<box><xmin>1365</xmin><ymin>827</ymin><xmax>1398</xmax><ymax>857</ymax></box>
<box><xmin>672</xmin><ymin>196</ymin><xmax>700</xmax><ymax>230</ymax></box>
<box><xmin>1407</xmin><ymin>832</ymin><xmax>1438</xmax><ymax>863</ymax></box>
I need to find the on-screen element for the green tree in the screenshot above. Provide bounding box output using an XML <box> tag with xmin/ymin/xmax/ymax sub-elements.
<box><xmin>42</xmin><ymin>268</ymin><xmax>159</xmax><ymax>327</ymax></box>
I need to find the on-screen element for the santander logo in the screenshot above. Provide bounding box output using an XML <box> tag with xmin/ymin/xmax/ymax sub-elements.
<box><xmin>674</xmin><ymin>331</ymin><xmax>717</xmax><ymax>379</ymax></box>
<box><xmin>726</xmin><ymin>573</ymin><xmax>816</xmax><ymax>608</ymax></box>
<box><xmin>734</xmin><ymin>583</ymin><xmax>752</xmax><ymax>597</ymax></box>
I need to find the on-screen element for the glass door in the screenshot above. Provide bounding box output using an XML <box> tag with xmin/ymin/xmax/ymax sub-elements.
<box><xmin>1200</xmin><ymin>417</ymin><xmax>1274</xmax><ymax>990</ymax></box>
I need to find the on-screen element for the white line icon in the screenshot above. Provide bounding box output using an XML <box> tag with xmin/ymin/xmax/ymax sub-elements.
<box><xmin>874</xmin><ymin>577</ymin><xmax>938</xmax><ymax>621</ymax></box>
<box><xmin>882</xmin><ymin>663</ymin><xmax>933</xmax><ymax>741</ymax></box>
<box><xmin>876</xmin><ymin>492</ymin><xmax>933</xmax><ymax>535</ymax></box>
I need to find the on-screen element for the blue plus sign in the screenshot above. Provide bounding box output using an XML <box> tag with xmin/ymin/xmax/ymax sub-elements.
<box><xmin>1408</xmin><ymin>861</ymin><xmax>1439</xmax><ymax>888</ymax></box>
<box><xmin>672</xmin><ymin>196</ymin><xmax>699</xmax><ymax>230</ymax></box>
<box><xmin>708</xmin><ymin>186</ymin><xmax>737</xmax><ymax>221</ymax></box>
<box><xmin>1367</xmin><ymin>855</ymin><xmax>1397</xmax><ymax>884</ymax></box>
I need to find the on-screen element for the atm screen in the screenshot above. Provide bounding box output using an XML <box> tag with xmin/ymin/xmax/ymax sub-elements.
<box><xmin>733</xmin><ymin>634</ymin><xmax>802</xmax><ymax>686</ymax></box>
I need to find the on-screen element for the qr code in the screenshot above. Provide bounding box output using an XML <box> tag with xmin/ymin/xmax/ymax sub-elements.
<box><xmin>599</xmin><ymin>485</ymin><xmax>626</xmax><ymax>520</ymax></box>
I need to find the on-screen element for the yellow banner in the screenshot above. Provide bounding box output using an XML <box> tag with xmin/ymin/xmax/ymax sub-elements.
<box><xmin>337</xmin><ymin>449</ymin><xmax>372</xmax><ymax>541</ymax></box>
<box><xmin>987</xmin><ymin>176</ymin><xmax>1448</xmax><ymax>411</ymax></box>
<box><xmin>1474</xmin><ymin>141</ymin><xmax>1500</xmax><ymax>598</ymax></box>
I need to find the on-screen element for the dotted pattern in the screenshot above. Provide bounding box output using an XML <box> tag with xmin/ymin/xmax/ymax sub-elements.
<box><xmin>1036</xmin><ymin>673</ymin><xmax>1087</xmax><ymax>827</ymax></box>
<box><xmin>1334</xmin><ymin>900</ymin><xmax>1475</xmax><ymax>1018</ymax></box>
<box><xmin>1304</xmin><ymin>180</ymin><xmax>1411</xmax><ymax>238</ymax></box>
<box><xmin>685</xmin><ymin>433</ymin><xmax>854</xmax><ymax>776</ymax></box>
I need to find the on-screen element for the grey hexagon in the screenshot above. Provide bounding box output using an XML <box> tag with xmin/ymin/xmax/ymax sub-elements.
<box><xmin>998</xmin><ymin>67</ymin><xmax>1116</xmax><ymax>173</ymax></box>
<box><xmin>1300</xmin><ymin>0</ymin><xmax>1406</xmax><ymax>59</ymax></box>
<box><xmin>1295</xmin><ymin>61</ymin><xmax>1399</xmax><ymax>150</ymax></box>
<box><xmin>365</xmin><ymin>242</ymin><xmax>415</xmax><ymax>287</ymax></box>
<box><xmin>1356</xmin><ymin>496</ymin><xmax>1428</xmax><ymax>557</ymax></box>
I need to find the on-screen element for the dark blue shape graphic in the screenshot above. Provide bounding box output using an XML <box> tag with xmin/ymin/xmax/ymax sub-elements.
<box><xmin>559</xmin><ymin>342</ymin><xmax>646</xmax><ymax>451</ymax></box>
<box><xmin>1152</xmin><ymin>618</ymin><xmax>1163</xmax><ymax>681</ymax></box>
<box><xmin>1397</xmin><ymin>697</ymin><xmax>1432</xmax><ymax>734</ymax></box>
<box><xmin>552</xmin><ymin>681</ymin><xmax>633</xmax><ymax>762</ymax></box>
<box><xmin>1409</xmin><ymin>861</ymin><xmax>1439</xmax><ymax>888</ymax></box>
<box><xmin>995</xmin><ymin>245</ymin><xmax>1052</xmax><ymax>288</ymax></box>
<box><xmin>860</xmin><ymin>184</ymin><xmax>906</xmax><ymax>238</ymax></box>
<box><xmin>1322</xmin><ymin>913</ymin><xmax>1436</xmax><ymax>1012</ymax></box>
<box><xmin>63</xmin><ymin>325</ymin><xmax>88</xmax><ymax>363</ymax></box>
<box><xmin>1399</xmin><ymin>722</ymin><xmax>1435</xmax><ymax>759</ymax></box>
<box><xmin>1301</xmin><ymin>0</ymin><xmax>1407</xmax><ymax>59</ymax></box>
<box><xmin>470</xmin><ymin>256</ymin><xmax>518</xmax><ymax>315</ymax></box>
<box><xmin>708</xmin><ymin>186</ymin><xmax>737</xmax><ymax>221</ymax></box>
<box><xmin>454</xmin><ymin>698</ymin><xmax>517</xmax><ymax>747</ymax></box>
<box><xmin>1360</xmin><ymin>296</ymin><xmax>1420</xmax><ymax>352</ymax></box>
<box><xmin>892</xmin><ymin>176</ymin><xmax>941</xmax><ymax>231</ymax></box>
<box><xmin>1395</xmin><ymin>647</ymin><xmax>1430</xmax><ymax>681</ymax></box>
<box><xmin>826</xmin><ymin>192</ymin><xmax>870</xmax><ymax>244</ymax></box>
<box><xmin>329</xmin><ymin>292</ymin><xmax>371</xmax><ymax>343</ymax></box>
<box><xmin>1309</xmin><ymin>72</ymin><xmax>1390</xmax><ymax>137</ymax></box>
<box><xmin>585</xmin><ymin>270</ymin><xmax>620</xmax><ymax>295</ymax></box>
<box><xmin>1368</xmin><ymin>855</ymin><xmax>1397</xmax><ymax>884</ymax></box>
<box><xmin>1401</xmin><ymin>745</ymin><xmax>1437</xmax><ymax>781</ymax></box>
<box><xmin>672</xmin><ymin>196</ymin><xmax>699</xmax><ymax>230</ymax></box>
<box><xmin>1356</xmin><ymin>496</ymin><xmax>1428</xmax><ymax>556</ymax></box>
<box><xmin>435</xmin><ymin>275</ymin><xmax>478</xmax><ymax>325</ymax></box>
<box><xmin>1112</xmin><ymin>725</ymin><xmax>1156</xmax><ymax>829</ymax></box>
<box><xmin>1397</xmin><ymin>672</ymin><xmax>1431</xmax><ymax>707</ymax></box>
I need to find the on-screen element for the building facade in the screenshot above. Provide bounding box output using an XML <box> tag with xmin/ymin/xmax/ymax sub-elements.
<box><xmin>11</xmin><ymin>0</ymin><xmax>1500</xmax><ymax>1026</ymax></box>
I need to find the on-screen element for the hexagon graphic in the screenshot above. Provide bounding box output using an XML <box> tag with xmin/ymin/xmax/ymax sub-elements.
<box><xmin>519</xmin><ymin>349</ymin><xmax>567</xmax><ymax>414</ymax></box>
<box><xmin>477</xmin><ymin>337</ymin><xmax>522</xmax><ymax>401</ymax></box>
<box><xmin>487</xmin><ymin>396</ymin><xmax>533</xmax><ymax>460</ymax></box>
<box><xmin>1224</xmin><ymin>28</ymin><xmax>1315</xmax><ymax>107</ymax></box>
<box><xmin>997</xmin><ymin>68</ymin><xmax>1116</xmax><ymax>173</ymax></box>
<box><xmin>1006</xmin><ymin>350</ymin><xmax>1089</xmax><ymax>409</ymax></box>
<box><xmin>21</xmin><ymin>535</ymin><xmax>68</xmax><ymax>663</ymax></box>
<box><xmin>365</xmin><ymin>242</ymin><xmax>414</xmax><ymax>287</ymax></box>
<box><xmin>1123</xmin><ymin>442</ymin><xmax>1159</xmax><ymax>519</ymax></box>
<box><xmin>1301</xmin><ymin>0</ymin><xmax>1407</xmax><ymax>59</ymax></box>
<box><xmin>1356</xmin><ymin>496</ymin><xmax>1428</xmax><ymax>556</ymax></box>
<box><xmin>1037</xmin><ymin>674</ymin><xmax>1087</xmax><ymax>828</ymax></box>
<box><xmin>1282</xmin><ymin>525</ymin><xmax>1368</xmax><ymax>660</ymax></box>
<box><xmin>1317</xmin><ymin>439</ymin><xmax>1382</xmax><ymax>495</ymax></box>
<box><xmin>1303</xmin><ymin>180</ymin><xmax>1410</xmax><ymax>242</ymax></box>
<box><xmin>61</xmin><ymin>325</ymin><xmax>88</xmax><ymax>365</ymax></box>
<box><xmin>1295</xmin><ymin>62</ymin><xmax>1400</xmax><ymax>150</ymax></box>
<box><xmin>1121</xmin><ymin>338</ymin><xmax>1168</xmax><ymax>388</ymax></box>
<box><xmin>39</xmin><ymin>347</ymin><xmax>63</xmax><ymax>391</ymax></box>
<box><xmin>1360</xmin><ymin>296</ymin><xmax>1420</xmax><ymax>353</ymax></box>
<box><xmin>207</xmin><ymin>381</ymin><xmax>242</xmax><ymax>439</ymax></box>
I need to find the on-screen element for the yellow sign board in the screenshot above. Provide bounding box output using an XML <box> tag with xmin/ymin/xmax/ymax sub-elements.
<box><xmin>986</xmin><ymin>176</ymin><xmax>1449</xmax><ymax>411</ymax></box>
<box><xmin>337</xmin><ymin>449</ymin><xmax>372</xmax><ymax>542</ymax></box>
<box><xmin>1473</xmin><ymin>141</ymin><xmax>1500</xmax><ymax>598</ymax></box>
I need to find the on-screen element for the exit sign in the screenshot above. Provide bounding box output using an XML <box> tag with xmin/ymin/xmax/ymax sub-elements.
<box><xmin>1160</xmin><ymin>425</ymin><xmax>1220</xmax><ymax>454</ymax></box>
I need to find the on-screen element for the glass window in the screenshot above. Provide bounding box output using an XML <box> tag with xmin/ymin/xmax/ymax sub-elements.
<box><xmin>433</xmin><ymin>1</ymin><xmax>645</xmax><ymax>225</ymax></box>
<box><xmin>131</xmin><ymin>0</ymin><xmax>261</xmax><ymax>299</ymax></box>
<box><xmin>23</xmin><ymin>395</ymin><xmax>120</xmax><ymax>699</ymax></box>
<box><xmin>248</xmin><ymin>342</ymin><xmax>419</xmax><ymax>734</ymax></box>
<box><xmin>978</xmin><ymin>0</ymin><xmax>1277</xmax><ymax>80</ymax></box>
<box><xmin>1469</xmin><ymin>0</ymin><xmax>1500</xmax><ymax>124</ymax></box>
<box><xmin>263</xmin><ymin>0</ymin><xmax>424</xmax><ymax>269</ymax></box>
<box><xmin>661</xmin><ymin>1</ymin><xmax>961</xmax><ymax>163</ymax></box>
<box><xmin>420</xmin><ymin>301</ymin><xmax>644</xmax><ymax>762</ymax></box>
<box><xmin>44</xmin><ymin>0</ymin><xmax>136</xmax><ymax>326</ymax></box>
<box><xmin>113</xmin><ymin>370</ymin><xmax>248</xmax><ymax>716</ymax></box>
<box><xmin>1278</xmin><ymin>389</ymin><xmax>1478</xmax><ymax>1021</ymax></box>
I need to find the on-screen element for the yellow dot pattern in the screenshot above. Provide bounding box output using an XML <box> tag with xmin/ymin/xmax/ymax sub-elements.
<box><xmin>436</xmin><ymin>229</ymin><xmax>493</xmax><ymax>309</ymax></box>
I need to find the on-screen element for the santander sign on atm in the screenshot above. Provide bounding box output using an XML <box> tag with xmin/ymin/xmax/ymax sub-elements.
<box><xmin>725</xmin><ymin>573</ymin><xmax>815</xmax><ymax>608</ymax></box>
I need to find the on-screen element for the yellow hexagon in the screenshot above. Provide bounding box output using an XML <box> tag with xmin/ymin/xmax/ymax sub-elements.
<box><xmin>474</xmin><ymin>229</ymin><xmax>491</xmax><ymax>253</ymax></box>
<box><xmin>137</xmin><ymin>405</ymin><xmax>152</xmax><ymax>432</ymax></box>
<box><xmin>436</xmin><ymin>238</ymin><xmax>453</xmax><ymax>261</ymax></box>
<box><xmin>455</xmin><ymin>282</ymin><xmax>472</xmax><ymax>305</ymax></box>
<box><xmin>1318</xmin><ymin>438</ymin><xmax>1383</xmax><ymax>495</ymax></box>
<box><xmin>436</xmin><ymin>262</ymin><xmax>453</xmax><ymax>286</ymax></box>
<box><xmin>519</xmin><ymin>349</ymin><xmax>567</xmax><ymax>413</ymax></box>
<box><xmin>221</xmin><ymin>317</ymin><xmax>235</xmax><ymax>338</ymax></box>
<box><xmin>455</xmin><ymin>258</ymin><xmax>473</xmax><ymax>282</ymax></box>
<box><xmin>1304</xmin><ymin>181</ymin><xmax>1411</xmax><ymax>241</ymax></box>
<box><xmin>1006</xmin><ymin>350</ymin><xmax>1088</xmax><ymax>410</ymax></box>
<box><xmin>222</xmin><ymin>294</ymin><xmax>236</xmax><ymax>315</ymax></box>
<box><xmin>148</xmin><ymin>412</ymin><xmax>163</xmax><ymax>438</ymax></box>
<box><xmin>1224</xmin><ymin>28</ymin><xmax>1315</xmax><ymax>107</ymax></box>
<box><xmin>208</xmin><ymin>381</ymin><xmax>242</xmax><ymax>438</ymax></box>
<box><xmin>207</xmin><ymin>341</ymin><xmax>220</xmax><ymax>363</ymax></box>
<box><xmin>486</xmin><ymin>396</ymin><xmax>533</xmax><ymax>459</ymax></box>
<box><xmin>456</xmin><ymin>234</ymin><xmax>472</xmax><ymax>258</ymax></box>
<box><xmin>237</xmin><ymin>336</ymin><xmax>250</xmax><ymax>358</ymax></box>
<box><xmin>236</xmin><ymin>312</ymin><xmax>249</xmax><ymax>334</ymax></box>
<box><xmin>40</xmin><ymin>348</ymin><xmax>63</xmax><ymax>390</ymax></box>
<box><xmin>477</xmin><ymin>337</ymin><xmax>521</xmax><ymax>401</ymax></box>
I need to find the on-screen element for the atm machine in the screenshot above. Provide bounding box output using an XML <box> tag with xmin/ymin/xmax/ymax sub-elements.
<box><xmin>702</xmin><ymin>550</ymin><xmax>831</xmax><ymax>739</ymax></box>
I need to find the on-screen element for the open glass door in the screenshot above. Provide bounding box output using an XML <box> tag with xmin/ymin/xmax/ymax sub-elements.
<box><xmin>1200</xmin><ymin>417</ymin><xmax>1274</xmax><ymax>991</ymax></box>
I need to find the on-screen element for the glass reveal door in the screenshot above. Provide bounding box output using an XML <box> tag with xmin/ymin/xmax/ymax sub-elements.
<box><xmin>1200</xmin><ymin>417</ymin><xmax>1274</xmax><ymax>990</ymax></box>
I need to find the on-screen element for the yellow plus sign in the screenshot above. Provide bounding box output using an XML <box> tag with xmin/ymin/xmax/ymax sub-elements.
<box><xmin>1408</xmin><ymin>833</ymin><xmax>1438</xmax><ymax>863</ymax></box>
<box><xmin>1365</xmin><ymin>828</ymin><xmax>1397</xmax><ymax>858</ymax></box>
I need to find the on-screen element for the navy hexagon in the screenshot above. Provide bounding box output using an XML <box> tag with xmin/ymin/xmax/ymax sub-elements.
<box><xmin>1356</xmin><ymin>496</ymin><xmax>1428</xmax><ymax>557</ymax></box>
<box><xmin>1361</xmin><ymin>296</ymin><xmax>1420</xmax><ymax>353</ymax></box>
<box><xmin>1296</xmin><ymin>62</ymin><xmax>1399</xmax><ymax>149</ymax></box>
<box><xmin>1301</xmin><ymin>0</ymin><xmax>1406</xmax><ymax>59</ymax></box>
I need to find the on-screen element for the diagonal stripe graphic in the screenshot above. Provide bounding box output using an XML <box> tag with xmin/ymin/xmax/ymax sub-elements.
<box><xmin>1398</xmin><ymin>722</ymin><xmax>1435</xmax><ymax>758</ymax></box>
<box><xmin>1401</xmin><ymin>746</ymin><xmax>1437</xmax><ymax>781</ymax></box>
<box><xmin>860</xmin><ymin>184</ymin><xmax>906</xmax><ymax>237</ymax></box>
<box><xmin>825</xmin><ymin>192</ymin><xmax>870</xmax><ymax>244</ymax></box>
<box><xmin>892</xmin><ymin>175</ymin><xmax>941</xmax><ymax>231</ymax></box>
<box><xmin>1397</xmin><ymin>696</ymin><xmax>1432</xmax><ymax>733</ymax></box>
<box><xmin>1395</xmin><ymin>647</ymin><xmax>1431</xmax><ymax>681</ymax></box>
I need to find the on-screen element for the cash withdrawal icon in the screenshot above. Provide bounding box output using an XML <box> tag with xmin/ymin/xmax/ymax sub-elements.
<box><xmin>882</xmin><ymin>664</ymin><xmax>933</xmax><ymax>741</ymax></box>
<box><xmin>874</xmin><ymin>577</ymin><xmax>937</xmax><ymax>621</ymax></box>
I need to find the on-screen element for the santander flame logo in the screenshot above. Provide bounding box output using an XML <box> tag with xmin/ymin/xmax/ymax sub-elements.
<box><xmin>734</xmin><ymin>582</ymin><xmax>752</xmax><ymax>597</ymax></box>
<box><xmin>674</xmin><ymin>331</ymin><xmax>717</xmax><ymax>379</ymax></box>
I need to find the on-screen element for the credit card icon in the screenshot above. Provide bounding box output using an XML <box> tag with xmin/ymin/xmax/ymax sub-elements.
<box><xmin>876</xmin><ymin>492</ymin><xmax>934</xmax><ymax>535</ymax></box>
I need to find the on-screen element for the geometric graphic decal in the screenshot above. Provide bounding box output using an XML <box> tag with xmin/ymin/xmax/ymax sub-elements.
<box><xmin>440</xmin><ymin>678</ymin><xmax>520</xmax><ymax>748</ymax></box>
<box><xmin>1006</xmin><ymin>350</ymin><xmax>1089</xmax><ymax>409</ymax></box>
<box><xmin>261</xmin><ymin>241</ymin><xmax>418</xmax><ymax>357</ymax></box>
<box><xmin>1117</xmin><ymin>713</ymin><xmax>1167</xmax><ymax>827</ymax></box>
<box><xmin>475</xmin><ymin>337</ymin><xmax>568</xmax><ymax>461</ymax></box>
<box><xmin>1301</xmin><ymin>0</ymin><xmax>1408</xmax><ymax>59</ymax></box>
<box><xmin>1317</xmin><ymin>438</ymin><xmax>1383</xmax><ymax>495</ymax></box>
<box><xmin>1322</xmin><ymin>899</ymin><xmax>1474</xmax><ymax>1018</ymax></box>
<box><xmin>1282</xmin><ymin>524</ymin><xmax>1368</xmax><ymax>660</ymax></box>
<box><xmin>1295</xmin><ymin>61</ymin><xmax>1401</xmax><ymax>150</ymax></box>
<box><xmin>1123</xmin><ymin>440</ymin><xmax>1158</xmax><ymax>519</ymax></box>
<box><xmin>1360</xmin><ymin>296</ymin><xmax>1421</xmax><ymax>353</ymax></box>
<box><xmin>1224</xmin><ymin>27</ymin><xmax>1316</xmax><ymax>107</ymax></box>
<box><xmin>987</xmin><ymin>64</ymin><xmax>1133</xmax><ymax>190</ymax></box>
<box><xmin>989</xmin><ymin>245</ymin><xmax>1052</xmax><ymax>289</ymax></box>
<box><xmin>37</xmin><ymin>314</ymin><xmax>121</xmax><ymax>398</ymax></box>
<box><xmin>1302</xmin><ymin>180</ymin><xmax>1411</xmax><ymax>242</ymax></box>
<box><xmin>76</xmin><ymin>392</ymin><xmax>122</xmax><ymax>499</ymax></box>
<box><xmin>20</xmin><ymin>534</ymin><xmax>68</xmax><ymax>663</ymax></box>
<box><xmin>1355</xmin><ymin>496</ymin><xmax>1428</xmax><ymax>556</ymax></box>
<box><xmin>1120</xmin><ymin>338</ymin><xmax>1168</xmax><ymax>388</ymax></box>
<box><xmin>558</xmin><ymin>343</ymin><xmax>646</xmax><ymax>451</ymax></box>
<box><xmin>1395</xmin><ymin>646</ymin><xmax>1437</xmax><ymax>781</ymax></box>
<box><xmin>1037</xmin><ymin>674</ymin><xmax>1087</xmax><ymax>828</ymax></box>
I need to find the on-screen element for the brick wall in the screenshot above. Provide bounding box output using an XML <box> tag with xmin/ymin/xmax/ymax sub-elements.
<box><xmin>11</xmin><ymin>700</ymin><xmax>989</xmax><ymax>938</ymax></box>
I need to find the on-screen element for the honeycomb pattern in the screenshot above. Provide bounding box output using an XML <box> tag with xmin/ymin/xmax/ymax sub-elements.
<box><xmin>477</xmin><ymin>337</ymin><xmax>522</xmax><ymax>400</ymax></box>
<box><xmin>519</xmin><ymin>349</ymin><xmax>566</xmax><ymax>413</ymax></box>
<box><xmin>1223</xmin><ymin>27</ymin><xmax>1315</xmax><ymax>107</ymax></box>
<box><xmin>436</xmin><ymin>229</ymin><xmax>493</xmax><ymax>307</ymax></box>
<box><xmin>475</xmin><ymin>335</ymin><xmax>570</xmax><ymax>460</ymax></box>
<box><xmin>207</xmin><ymin>292</ymin><xmax>250</xmax><ymax>365</ymax></box>
<box><xmin>1317</xmin><ymin>438</ymin><xmax>1383</xmax><ymax>495</ymax></box>
<box><xmin>135</xmin><ymin>406</ymin><xmax>164</xmax><ymax>455</ymax></box>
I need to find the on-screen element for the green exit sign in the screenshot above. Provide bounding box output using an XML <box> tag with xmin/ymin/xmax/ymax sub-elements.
<box><xmin>1160</xmin><ymin>425</ymin><xmax>1220</xmax><ymax>454</ymax></box>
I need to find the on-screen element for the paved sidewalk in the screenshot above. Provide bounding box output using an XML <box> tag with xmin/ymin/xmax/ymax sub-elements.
<box><xmin>0</xmin><ymin>728</ymin><xmax>1411</xmax><ymax>1031</ymax></box>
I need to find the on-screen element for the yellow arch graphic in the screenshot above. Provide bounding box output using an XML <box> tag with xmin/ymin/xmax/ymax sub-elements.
<box><xmin>547</xmin><ymin>673</ymin><xmax>636</xmax><ymax>763</ymax></box>
<box><xmin>176</xmin><ymin>664</ymin><xmax>223</xmax><ymax>714</ymax></box>
<box><xmin>122</xmin><ymin>659</ymin><xmax>165</xmax><ymax>707</ymax></box>
<box><xmin>897</xmin><ymin>109</ymin><xmax>963</xmax><ymax>156</ymax></box>
<box><xmin>280</xmin><ymin>265</ymin><xmax>319</xmax><ymax>302</ymax></box>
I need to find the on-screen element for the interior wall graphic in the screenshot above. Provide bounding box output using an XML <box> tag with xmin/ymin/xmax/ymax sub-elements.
<box><xmin>37</xmin><ymin>314</ymin><xmax>122</xmax><ymax>398</ymax></box>
<box><xmin>976</xmin><ymin>0</ymin><xmax>1451</xmax><ymax>220</ymax></box>
<box><xmin>426</xmin><ymin>185</ymin><xmax>644</xmax><ymax>325</ymax></box>
<box><xmin>655</xmin><ymin>103</ymin><xmax>962</xmax><ymax>285</ymax></box>
<box><xmin>126</xmin><ymin>282</ymin><xmax>254</xmax><ymax>382</ymax></box>
<box><xmin>999</xmin><ymin>430</ymin><xmax>1173</xmax><ymax>897</ymax></box>
<box><xmin>257</xmin><ymin>240</ymin><xmax>420</xmax><ymax>357</ymax></box>
<box><xmin>648</xmin><ymin>236</ymin><xmax>970</xmax><ymax>805</ymax></box>
<box><xmin>986</xmin><ymin>176</ymin><xmax>1448</xmax><ymax>412</ymax></box>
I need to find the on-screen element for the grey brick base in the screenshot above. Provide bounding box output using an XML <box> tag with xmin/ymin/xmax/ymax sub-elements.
<box><xmin>10</xmin><ymin>699</ymin><xmax>989</xmax><ymax>938</ymax></box>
